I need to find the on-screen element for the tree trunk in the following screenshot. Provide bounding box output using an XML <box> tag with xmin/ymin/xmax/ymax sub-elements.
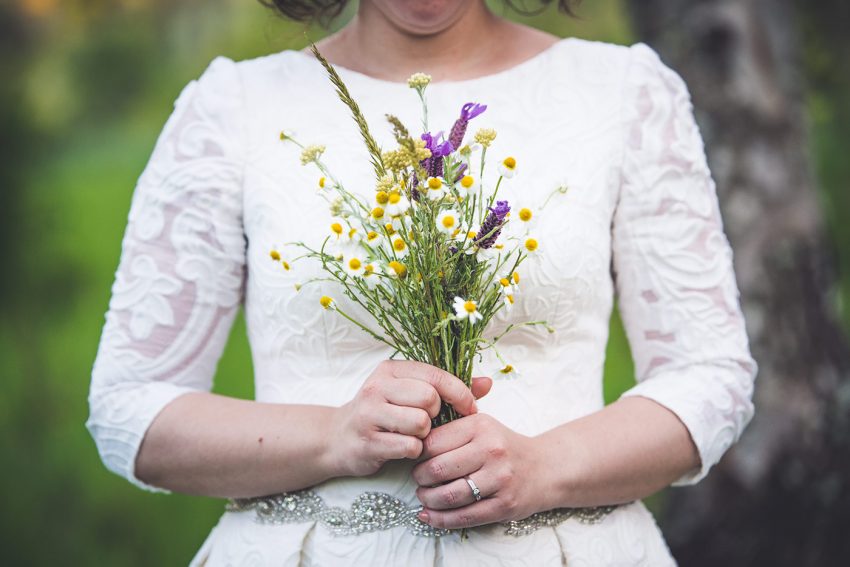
<box><xmin>626</xmin><ymin>0</ymin><xmax>850</xmax><ymax>564</ymax></box>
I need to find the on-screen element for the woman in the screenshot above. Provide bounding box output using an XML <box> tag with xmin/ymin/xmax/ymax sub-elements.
<box><xmin>85</xmin><ymin>0</ymin><xmax>758</xmax><ymax>564</ymax></box>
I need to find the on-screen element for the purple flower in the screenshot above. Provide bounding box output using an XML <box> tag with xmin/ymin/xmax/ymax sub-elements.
<box><xmin>421</xmin><ymin>132</ymin><xmax>454</xmax><ymax>179</ymax></box>
<box><xmin>448</xmin><ymin>102</ymin><xmax>487</xmax><ymax>151</ymax></box>
<box><xmin>475</xmin><ymin>200</ymin><xmax>510</xmax><ymax>249</ymax></box>
<box><xmin>453</xmin><ymin>163</ymin><xmax>468</xmax><ymax>184</ymax></box>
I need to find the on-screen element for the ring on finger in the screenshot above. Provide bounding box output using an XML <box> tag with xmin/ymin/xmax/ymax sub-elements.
<box><xmin>464</xmin><ymin>475</ymin><xmax>482</xmax><ymax>502</ymax></box>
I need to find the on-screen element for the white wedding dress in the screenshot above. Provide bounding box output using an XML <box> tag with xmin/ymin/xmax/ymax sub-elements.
<box><xmin>85</xmin><ymin>37</ymin><xmax>757</xmax><ymax>566</ymax></box>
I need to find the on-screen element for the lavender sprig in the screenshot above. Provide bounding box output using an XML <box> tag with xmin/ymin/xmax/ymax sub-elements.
<box><xmin>475</xmin><ymin>200</ymin><xmax>511</xmax><ymax>249</ymax></box>
<box><xmin>448</xmin><ymin>102</ymin><xmax>487</xmax><ymax>150</ymax></box>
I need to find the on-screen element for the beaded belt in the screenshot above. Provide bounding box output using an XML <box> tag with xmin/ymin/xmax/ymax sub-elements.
<box><xmin>226</xmin><ymin>490</ymin><xmax>619</xmax><ymax>537</ymax></box>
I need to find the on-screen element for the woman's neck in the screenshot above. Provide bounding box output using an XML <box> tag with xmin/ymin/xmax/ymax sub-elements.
<box><xmin>308</xmin><ymin>3</ymin><xmax>560</xmax><ymax>83</ymax></box>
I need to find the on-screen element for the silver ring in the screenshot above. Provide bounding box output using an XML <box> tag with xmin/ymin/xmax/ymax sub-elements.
<box><xmin>465</xmin><ymin>476</ymin><xmax>482</xmax><ymax>502</ymax></box>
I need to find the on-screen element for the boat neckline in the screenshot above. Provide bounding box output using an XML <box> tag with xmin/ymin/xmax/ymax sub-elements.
<box><xmin>289</xmin><ymin>36</ymin><xmax>575</xmax><ymax>88</ymax></box>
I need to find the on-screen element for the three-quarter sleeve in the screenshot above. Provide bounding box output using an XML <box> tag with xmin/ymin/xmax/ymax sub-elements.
<box><xmin>85</xmin><ymin>57</ymin><xmax>247</xmax><ymax>493</ymax></box>
<box><xmin>613</xmin><ymin>43</ymin><xmax>758</xmax><ymax>486</ymax></box>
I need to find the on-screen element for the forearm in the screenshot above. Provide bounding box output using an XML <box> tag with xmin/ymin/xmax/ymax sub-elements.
<box><xmin>534</xmin><ymin>396</ymin><xmax>700</xmax><ymax>509</ymax></box>
<box><xmin>134</xmin><ymin>391</ymin><xmax>341</xmax><ymax>499</ymax></box>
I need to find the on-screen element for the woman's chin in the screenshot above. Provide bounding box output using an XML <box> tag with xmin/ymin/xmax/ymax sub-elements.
<box><xmin>371</xmin><ymin>0</ymin><xmax>476</xmax><ymax>36</ymax></box>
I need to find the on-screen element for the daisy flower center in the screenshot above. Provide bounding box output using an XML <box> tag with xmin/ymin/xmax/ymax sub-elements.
<box><xmin>442</xmin><ymin>215</ymin><xmax>456</xmax><ymax>229</ymax></box>
<box><xmin>388</xmin><ymin>192</ymin><xmax>401</xmax><ymax>204</ymax></box>
<box><xmin>519</xmin><ymin>208</ymin><xmax>533</xmax><ymax>221</ymax></box>
<box><xmin>376</xmin><ymin>191</ymin><xmax>389</xmax><ymax>205</ymax></box>
<box><xmin>348</xmin><ymin>258</ymin><xmax>362</xmax><ymax>270</ymax></box>
<box><xmin>464</xmin><ymin>300</ymin><xmax>477</xmax><ymax>314</ymax></box>
<box><xmin>388</xmin><ymin>261</ymin><xmax>407</xmax><ymax>277</ymax></box>
<box><xmin>525</xmin><ymin>238</ymin><xmax>538</xmax><ymax>252</ymax></box>
<box><xmin>330</xmin><ymin>222</ymin><xmax>344</xmax><ymax>236</ymax></box>
<box><xmin>428</xmin><ymin>177</ymin><xmax>443</xmax><ymax>190</ymax></box>
<box><xmin>503</xmin><ymin>157</ymin><xmax>517</xmax><ymax>170</ymax></box>
<box><xmin>460</xmin><ymin>176</ymin><xmax>474</xmax><ymax>189</ymax></box>
<box><xmin>319</xmin><ymin>296</ymin><xmax>334</xmax><ymax>309</ymax></box>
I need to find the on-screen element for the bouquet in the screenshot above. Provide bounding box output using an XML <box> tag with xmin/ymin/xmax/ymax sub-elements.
<box><xmin>272</xmin><ymin>45</ymin><xmax>565</xmax><ymax>426</ymax></box>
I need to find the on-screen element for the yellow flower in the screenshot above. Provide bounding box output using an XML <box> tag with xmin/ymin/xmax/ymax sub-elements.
<box><xmin>474</xmin><ymin>128</ymin><xmax>497</xmax><ymax>148</ymax></box>
<box><xmin>300</xmin><ymin>144</ymin><xmax>326</xmax><ymax>165</ymax></box>
<box><xmin>523</xmin><ymin>236</ymin><xmax>539</xmax><ymax>253</ymax></box>
<box><xmin>318</xmin><ymin>176</ymin><xmax>327</xmax><ymax>190</ymax></box>
<box><xmin>270</xmin><ymin>249</ymin><xmax>281</xmax><ymax>261</ymax></box>
<box><xmin>375</xmin><ymin>191</ymin><xmax>389</xmax><ymax>205</ymax></box>
<box><xmin>407</xmin><ymin>72</ymin><xmax>432</xmax><ymax>89</ymax></box>
<box><xmin>319</xmin><ymin>296</ymin><xmax>335</xmax><ymax>310</ymax></box>
<box><xmin>371</xmin><ymin>206</ymin><xmax>385</xmax><ymax>220</ymax></box>
<box><xmin>512</xmin><ymin>271</ymin><xmax>520</xmax><ymax>284</ymax></box>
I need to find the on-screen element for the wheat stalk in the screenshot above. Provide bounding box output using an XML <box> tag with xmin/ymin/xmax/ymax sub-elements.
<box><xmin>310</xmin><ymin>43</ymin><xmax>386</xmax><ymax>180</ymax></box>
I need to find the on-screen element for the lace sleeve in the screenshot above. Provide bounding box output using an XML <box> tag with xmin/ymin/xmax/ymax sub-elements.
<box><xmin>85</xmin><ymin>57</ymin><xmax>247</xmax><ymax>493</ymax></box>
<box><xmin>612</xmin><ymin>43</ymin><xmax>758</xmax><ymax>486</ymax></box>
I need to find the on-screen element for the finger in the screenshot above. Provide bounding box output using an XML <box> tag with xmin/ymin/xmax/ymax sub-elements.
<box><xmin>374</xmin><ymin>405</ymin><xmax>431</xmax><ymax>438</ymax></box>
<box><xmin>385</xmin><ymin>360</ymin><xmax>477</xmax><ymax>416</ymax></box>
<box><xmin>470</xmin><ymin>376</ymin><xmax>492</xmax><ymax>400</ymax></box>
<box><xmin>416</xmin><ymin>472</ymin><xmax>493</xmax><ymax>511</ymax></box>
<box><xmin>375</xmin><ymin>432</ymin><xmax>423</xmax><ymax>460</ymax></box>
<box><xmin>420</xmin><ymin>415</ymin><xmax>476</xmax><ymax>460</ymax></box>
<box><xmin>383</xmin><ymin>378</ymin><xmax>442</xmax><ymax>418</ymax></box>
<box><xmin>419</xmin><ymin>498</ymin><xmax>505</xmax><ymax>530</ymax></box>
<box><xmin>412</xmin><ymin>441</ymin><xmax>483</xmax><ymax>486</ymax></box>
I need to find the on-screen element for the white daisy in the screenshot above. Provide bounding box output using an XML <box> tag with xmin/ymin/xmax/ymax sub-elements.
<box><xmin>389</xmin><ymin>234</ymin><xmax>409</xmax><ymax>258</ymax></box>
<box><xmin>343</xmin><ymin>252</ymin><xmax>366</xmax><ymax>277</ymax></box>
<box><xmin>522</xmin><ymin>234</ymin><xmax>540</xmax><ymax>255</ymax></box>
<box><xmin>361</xmin><ymin>263</ymin><xmax>380</xmax><ymax>289</ymax></box>
<box><xmin>503</xmin><ymin>293</ymin><xmax>515</xmax><ymax>311</ymax></box>
<box><xmin>455</xmin><ymin>174</ymin><xmax>479</xmax><ymax>199</ymax></box>
<box><xmin>364</xmin><ymin>230</ymin><xmax>383</xmax><ymax>248</ymax></box>
<box><xmin>425</xmin><ymin>177</ymin><xmax>447</xmax><ymax>200</ymax></box>
<box><xmin>497</xmin><ymin>363</ymin><xmax>520</xmax><ymax>379</ymax></box>
<box><xmin>385</xmin><ymin>260</ymin><xmax>408</xmax><ymax>279</ymax></box>
<box><xmin>498</xmin><ymin>156</ymin><xmax>518</xmax><ymax>178</ymax></box>
<box><xmin>497</xmin><ymin>277</ymin><xmax>515</xmax><ymax>296</ymax></box>
<box><xmin>385</xmin><ymin>191</ymin><xmax>411</xmax><ymax>216</ymax></box>
<box><xmin>512</xmin><ymin>202</ymin><xmax>538</xmax><ymax>231</ymax></box>
<box><xmin>329</xmin><ymin>217</ymin><xmax>347</xmax><ymax>240</ymax></box>
<box><xmin>453</xmin><ymin>296</ymin><xmax>483</xmax><ymax>324</ymax></box>
<box><xmin>436</xmin><ymin>209</ymin><xmax>460</xmax><ymax>235</ymax></box>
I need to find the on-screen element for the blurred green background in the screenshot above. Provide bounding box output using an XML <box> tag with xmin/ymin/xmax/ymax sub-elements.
<box><xmin>1</xmin><ymin>0</ymin><xmax>846</xmax><ymax>565</ymax></box>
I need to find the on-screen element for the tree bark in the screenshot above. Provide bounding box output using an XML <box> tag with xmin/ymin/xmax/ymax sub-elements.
<box><xmin>626</xmin><ymin>0</ymin><xmax>850</xmax><ymax>564</ymax></box>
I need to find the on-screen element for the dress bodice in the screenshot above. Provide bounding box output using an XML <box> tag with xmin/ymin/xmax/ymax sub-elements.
<box><xmin>85</xmin><ymin>37</ymin><xmax>757</xmax><ymax>566</ymax></box>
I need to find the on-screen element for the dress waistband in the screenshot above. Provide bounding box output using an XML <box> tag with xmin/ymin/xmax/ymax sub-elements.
<box><xmin>226</xmin><ymin>489</ymin><xmax>619</xmax><ymax>537</ymax></box>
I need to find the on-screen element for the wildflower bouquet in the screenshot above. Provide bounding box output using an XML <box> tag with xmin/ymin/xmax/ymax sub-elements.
<box><xmin>274</xmin><ymin>46</ymin><xmax>560</xmax><ymax>426</ymax></box>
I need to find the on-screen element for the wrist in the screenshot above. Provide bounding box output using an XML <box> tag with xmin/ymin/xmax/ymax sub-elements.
<box><xmin>529</xmin><ymin>426</ymin><xmax>588</xmax><ymax>510</ymax></box>
<box><xmin>313</xmin><ymin>404</ymin><xmax>350</xmax><ymax>481</ymax></box>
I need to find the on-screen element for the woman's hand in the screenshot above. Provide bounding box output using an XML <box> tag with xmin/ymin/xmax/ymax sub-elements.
<box><xmin>328</xmin><ymin>360</ymin><xmax>493</xmax><ymax>478</ymax></box>
<box><xmin>412</xmin><ymin>413</ymin><xmax>551</xmax><ymax>529</ymax></box>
